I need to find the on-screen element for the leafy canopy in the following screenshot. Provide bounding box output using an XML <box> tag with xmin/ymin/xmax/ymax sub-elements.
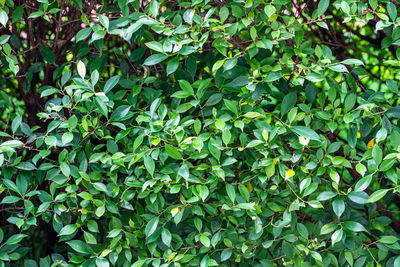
<box><xmin>2</xmin><ymin>0</ymin><xmax>400</xmax><ymax>266</ymax></box>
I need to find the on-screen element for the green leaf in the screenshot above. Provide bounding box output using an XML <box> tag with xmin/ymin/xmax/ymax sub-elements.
<box><xmin>133</xmin><ymin>135</ymin><xmax>143</xmax><ymax>152</ymax></box>
<box><xmin>332</xmin><ymin>198</ymin><xmax>345</xmax><ymax>217</ymax></box>
<box><xmin>178</xmin><ymin>164</ymin><xmax>189</xmax><ymax>181</ymax></box>
<box><xmin>354</xmin><ymin>175</ymin><xmax>372</xmax><ymax>192</ymax></box>
<box><xmin>220</xmin><ymin>6</ymin><xmax>229</xmax><ymax>22</ymax></box>
<box><xmin>226</xmin><ymin>184</ymin><xmax>236</xmax><ymax>203</ymax></box>
<box><xmin>281</xmin><ymin>92</ymin><xmax>297</xmax><ymax>116</ymax></box>
<box><xmin>192</xmin><ymin>138</ymin><xmax>203</xmax><ymax>152</ymax></box>
<box><xmin>194</xmin><ymin>217</ymin><xmax>202</xmax><ymax>232</ymax></box>
<box><xmin>305</xmin><ymin>72</ymin><xmax>324</xmax><ymax>82</ymax></box>
<box><xmin>149</xmin><ymin>0</ymin><xmax>159</xmax><ymax>17</ymax></box>
<box><xmin>372</xmin><ymin>145</ymin><xmax>383</xmax><ymax>165</ymax></box>
<box><xmin>98</xmin><ymin>14</ymin><xmax>109</xmax><ymax>29</ymax></box>
<box><xmin>347</xmin><ymin>192</ymin><xmax>368</xmax><ymax>204</ymax></box>
<box><xmin>62</xmin><ymin>132</ymin><xmax>74</xmax><ymax>146</ymax></box>
<box><xmin>145</xmin><ymin>217</ymin><xmax>159</xmax><ymax>237</ymax></box>
<box><xmin>92</xmin><ymin>182</ymin><xmax>107</xmax><ymax>192</ymax></box>
<box><xmin>60</xmin><ymin>162</ymin><xmax>70</xmax><ymax>177</ymax></box>
<box><xmin>197</xmin><ymin>185</ymin><xmax>209</xmax><ymax>202</ymax></box>
<box><xmin>221</xmin><ymin>249</ymin><xmax>232</xmax><ymax>261</ymax></box>
<box><xmin>171</xmin><ymin>90</ymin><xmax>192</xmax><ymax>98</ymax></box>
<box><xmin>167</xmin><ymin>57</ymin><xmax>179</xmax><ymax>75</ymax></box>
<box><xmin>59</xmin><ymin>224</ymin><xmax>78</xmax><ymax>236</ymax></box>
<box><xmin>178</xmin><ymin>80</ymin><xmax>194</xmax><ymax>96</ymax></box>
<box><xmin>328</xmin><ymin>64</ymin><xmax>347</xmax><ymax>73</ymax></box>
<box><xmin>0</xmin><ymin>35</ymin><xmax>9</xmax><ymax>46</ymax></box>
<box><xmin>238</xmin><ymin>184</ymin><xmax>250</xmax><ymax>202</ymax></box>
<box><xmin>77</xmin><ymin>60</ymin><xmax>86</xmax><ymax>79</ymax></box>
<box><xmin>132</xmin><ymin>259</ymin><xmax>147</xmax><ymax>267</ymax></box>
<box><xmin>224</xmin><ymin>99</ymin><xmax>239</xmax><ymax>116</ymax></box>
<box><xmin>66</xmin><ymin>240</ymin><xmax>93</xmax><ymax>254</ymax></box>
<box><xmin>107</xmin><ymin>229</ymin><xmax>121</xmax><ymax>238</ymax></box>
<box><xmin>331</xmin><ymin>229</ymin><xmax>343</xmax><ymax>246</ymax></box>
<box><xmin>264</xmin><ymin>5</ymin><xmax>276</xmax><ymax>17</ymax></box>
<box><xmin>317</xmin><ymin>191</ymin><xmax>337</xmax><ymax>201</ymax></box>
<box><xmin>199</xmin><ymin>235</ymin><xmax>210</xmax><ymax>247</ymax></box>
<box><xmin>40</xmin><ymin>88</ymin><xmax>59</xmax><ymax>97</ymax></box>
<box><xmin>12</xmin><ymin>6</ymin><xmax>23</xmax><ymax>23</ymax></box>
<box><xmin>94</xmin><ymin>97</ymin><xmax>108</xmax><ymax>117</ymax></box>
<box><xmin>355</xmin><ymin>163</ymin><xmax>367</xmax><ymax>177</ymax></box>
<box><xmin>5</xmin><ymin>234</ymin><xmax>27</xmax><ymax>245</ymax></box>
<box><xmin>3</xmin><ymin>179</ymin><xmax>19</xmax><ymax>193</ymax></box>
<box><xmin>143</xmin><ymin>54</ymin><xmax>168</xmax><ymax>66</ymax></box>
<box><xmin>104</xmin><ymin>75</ymin><xmax>120</xmax><ymax>94</ymax></box>
<box><xmin>320</xmin><ymin>223</ymin><xmax>337</xmax><ymax>235</ymax></box>
<box><xmin>11</xmin><ymin>115</ymin><xmax>22</xmax><ymax>134</ymax></box>
<box><xmin>91</xmin><ymin>70</ymin><xmax>99</xmax><ymax>86</ymax></box>
<box><xmin>386</xmin><ymin>79</ymin><xmax>398</xmax><ymax>93</ymax></box>
<box><xmin>76</xmin><ymin>27</ymin><xmax>92</xmax><ymax>42</ymax></box>
<box><xmin>162</xmin><ymin>228</ymin><xmax>171</xmax><ymax>247</ymax></box>
<box><xmin>87</xmin><ymin>220</ymin><xmax>99</xmax><ymax>233</ymax></box>
<box><xmin>40</xmin><ymin>45</ymin><xmax>55</xmax><ymax>64</ymax></box>
<box><xmin>341</xmin><ymin>59</ymin><xmax>364</xmax><ymax>65</ymax></box>
<box><xmin>205</xmin><ymin>93</ymin><xmax>223</xmax><ymax>106</ymax></box>
<box><xmin>235</xmin><ymin>203</ymin><xmax>255</xmax><ymax>210</ymax></box>
<box><xmin>291</xmin><ymin>126</ymin><xmax>320</xmax><ymax>141</ymax></box>
<box><xmin>225</xmin><ymin>76</ymin><xmax>250</xmax><ymax>88</ymax></box>
<box><xmin>0</xmin><ymin>10</ymin><xmax>8</xmax><ymax>27</ymax></box>
<box><xmin>305</xmin><ymin>83</ymin><xmax>316</xmax><ymax>103</ymax></box>
<box><xmin>311</xmin><ymin>251</ymin><xmax>323</xmax><ymax>265</ymax></box>
<box><xmin>386</xmin><ymin>106</ymin><xmax>400</xmax><ymax>118</ymax></box>
<box><xmin>265</xmin><ymin>71</ymin><xmax>282</xmax><ymax>82</ymax></box>
<box><xmin>387</xmin><ymin>2</ymin><xmax>397</xmax><ymax>21</ymax></box>
<box><xmin>110</xmin><ymin>105</ymin><xmax>130</xmax><ymax>121</ymax></box>
<box><xmin>16</xmin><ymin>162</ymin><xmax>37</xmax><ymax>171</ymax></box>
<box><xmin>144</xmin><ymin>156</ymin><xmax>155</xmax><ymax>177</ymax></box>
<box><xmin>378</xmin><ymin>235</ymin><xmax>399</xmax><ymax>244</ymax></box>
<box><xmin>222</xmin><ymin>129</ymin><xmax>231</xmax><ymax>145</ymax></box>
<box><xmin>344</xmin><ymin>221</ymin><xmax>367</xmax><ymax>232</ymax></box>
<box><xmin>343</xmin><ymin>93</ymin><xmax>356</xmax><ymax>112</ymax></box>
<box><xmin>1</xmin><ymin>196</ymin><xmax>20</xmax><ymax>204</ymax></box>
<box><xmin>297</xmin><ymin>223</ymin><xmax>308</xmax><ymax>239</ymax></box>
<box><xmin>165</xmin><ymin>144</ymin><xmax>183</xmax><ymax>159</ymax></box>
<box><xmin>243</xmin><ymin>112</ymin><xmax>261</xmax><ymax>118</ymax></box>
<box><xmin>224</xmin><ymin>58</ymin><xmax>237</xmax><ymax>71</ymax></box>
<box><xmin>246</xmin><ymin>140</ymin><xmax>263</xmax><ymax>148</ymax></box>
<box><xmin>395</xmin><ymin>256</ymin><xmax>400</xmax><ymax>267</ymax></box>
<box><xmin>145</xmin><ymin>41</ymin><xmax>164</xmax><ymax>53</ymax></box>
<box><xmin>366</xmin><ymin>189</ymin><xmax>389</xmax><ymax>203</ymax></box>
<box><xmin>317</xmin><ymin>0</ymin><xmax>330</xmax><ymax>16</ymax></box>
<box><xmin>1</xmin><ymin>140</ymin><xmax>23</xmax><ymax>148</ymax></box>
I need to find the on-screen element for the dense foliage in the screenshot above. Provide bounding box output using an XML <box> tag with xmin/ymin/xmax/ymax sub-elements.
<box><xmin>3</xmin><ymin>0</ymin><xmax>400</xmax><ymax>266</ymax></box>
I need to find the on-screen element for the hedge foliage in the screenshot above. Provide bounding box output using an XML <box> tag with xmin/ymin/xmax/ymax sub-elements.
<box><xmin>2</xmin><ymin>0</ymin><xmax>400</xmax><ymax>266</ymax></box>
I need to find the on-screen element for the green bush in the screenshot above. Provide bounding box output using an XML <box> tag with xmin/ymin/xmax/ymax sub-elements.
<box><xmin>2</xmin><ymin>0</ymin><xmax>400</xmax><ymax>266</ymax></box>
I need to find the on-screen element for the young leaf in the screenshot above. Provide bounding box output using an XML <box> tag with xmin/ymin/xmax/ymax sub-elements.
<box><xmin>77</xmin><ymin>60</ymin><xmax>86</xmax><ymax>79</ymax></box>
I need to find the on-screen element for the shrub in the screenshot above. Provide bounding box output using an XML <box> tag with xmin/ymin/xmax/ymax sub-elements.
<box><xmin>1</xmin><ymin>0</ymin><xmax>400</xmax><ymax>266</ymax></box>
